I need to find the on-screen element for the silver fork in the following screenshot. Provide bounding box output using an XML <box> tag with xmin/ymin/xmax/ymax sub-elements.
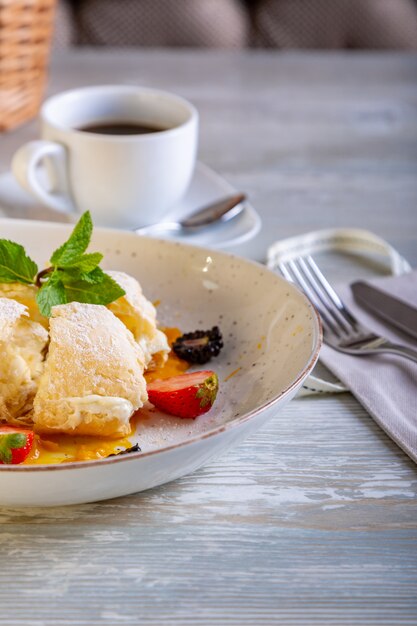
<box><xmin>279</xmin><ymin>256</ymin><xmax>417</xmax><ymax>363</ymax></box>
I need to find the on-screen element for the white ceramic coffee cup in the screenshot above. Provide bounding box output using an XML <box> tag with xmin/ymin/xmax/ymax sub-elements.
<box><xmin>12</xmin><ymin>85</ymin><xmax>199</xmax><ymax>228</ymax></box>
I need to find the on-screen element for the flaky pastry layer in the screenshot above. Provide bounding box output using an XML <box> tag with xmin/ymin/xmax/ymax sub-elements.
<box><xmin>0</xmin><ymin>297</ymin><xmax>48</xmax><ymax>423</ymax></box>
<box><xmin>107</xmin><ymin>271</ymin><xmax>169</xmax><ymax>370</ymax></box>
<box><xmin>33</xmin><ymin>302</ymin><xmax>148</xmax><ymax>437</ymax></box>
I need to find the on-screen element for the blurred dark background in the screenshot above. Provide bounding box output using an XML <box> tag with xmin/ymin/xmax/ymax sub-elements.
<box><xmin>54</xmin><ymin>0</ymin><xmax>417</xmax><ymax>49</ymax></box>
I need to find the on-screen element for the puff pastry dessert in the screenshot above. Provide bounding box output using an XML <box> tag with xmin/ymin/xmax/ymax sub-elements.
<box><xmin>0</xmin><ymin>297</ymin><xmax>48</xmax><ymax>423</ymax></box>
<box><xmin>107</xmin><ymin>271</ymin><xmax>169</xmax><ymax>370</ymax></box>
<box><xmin>33</xmin><ymin>302</ymin><xmax>148</xmax><ymax>437</ymax></box>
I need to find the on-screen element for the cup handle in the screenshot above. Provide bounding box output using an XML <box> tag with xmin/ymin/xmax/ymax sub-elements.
<box><xmin>12</xmin><ymin>140</ymin><xmax>75</xmax><ymax>214</ymax></box>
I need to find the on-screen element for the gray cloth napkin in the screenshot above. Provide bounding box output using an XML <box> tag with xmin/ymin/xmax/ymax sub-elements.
<box><xmin>319</xmin><ymin>269</ymin><xmax>417</xmax><ymax>463</ymax></box>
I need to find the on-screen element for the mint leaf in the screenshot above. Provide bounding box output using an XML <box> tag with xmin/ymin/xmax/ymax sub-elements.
<box><xmin>63</xmin><ymin>271</ymin><xmax>125</xmax><ymax>306</ymax></box>
<box><xmin>0</xmin><ymin>240</ymin><xmax>38</xmax><ymax>285</ymax></box>
<box><xmin>59</xmin><ymin>266</ymin><xmax>105</xmax><ymax>285</ymax></box>
<box><xmin>36</xmin><ymin>274</ymin><xmax>67</xmax><ymax>317</ymax></box>
<box><xmin>50</xmin><ymin>211</ymin><xmax>93</xmax><ymax>266</ymax></box>
<box><xmin>0</xmin><ymin>433</ymin><xmax>27</xmax><ymax>464</ymax></box>
<box><xmin>63</xmin><ymin>252</ymin><xmax>103</xmax><ymax>272</ymax></box>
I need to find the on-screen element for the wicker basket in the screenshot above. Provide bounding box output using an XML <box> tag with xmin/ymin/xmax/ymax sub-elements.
<box><xmin>0</xmin><ymin>0</ymin><xmax>56</xmax><ymax>132</ymax></box>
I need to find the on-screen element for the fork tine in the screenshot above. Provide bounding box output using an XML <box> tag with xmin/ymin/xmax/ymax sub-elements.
<box><xmin>278</xmin><ymin>261</ymin><xmax>293</xmax><ymax>284</ymax></box>
<box><xmin>305</xmin><ymin>256</ymin><xmax>358</xmax><ymax>327</ymax></box>
<box><xmin>279</xmin><ymin>260</ymin><xmax>342</xmax><ymax>337</ymax></box>
<box><xmin>294</xmin><ymin>258</ymin><xmax>350</xmax><ymax>337</ymax></box>
<box><xmin>294</xmin><ymin>257</ymin><xmax>353</xmax><ymax>336</ymax></box>
<box><xmin>280</xmin><ymin>257</ymin><xmax>389</xmax><ymax>355</ymax></box>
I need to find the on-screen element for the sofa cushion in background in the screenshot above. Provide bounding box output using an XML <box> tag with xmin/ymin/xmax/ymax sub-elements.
<box><xmin>75</xmin><ymin>0</ymin><xmax>249</xmax><ymax>47</ymax></box>
<box><xmin>53</xmin><ymin>0</ymin><xmax>417</xmax><ymax>49</ymax></box>
<box><xmin>53</xmin><ymin>0</ymin><xmax>75</xmax><ymax>47</ymax></box>
<box><xmin>253</xmin><ymin>0</ymin><xmax>417</xmax><ymax>49</ymax></box>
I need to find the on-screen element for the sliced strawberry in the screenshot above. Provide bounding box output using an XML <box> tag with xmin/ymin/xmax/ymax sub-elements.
<box><xmin>0</xmin><ymin>426</ymin><xmax>34</xmax><ymax>465</ymax></box>
<box><xmin>147</xmin><ymin>370</ymin><xmax>219</xmax><ymax>419</ymax></box>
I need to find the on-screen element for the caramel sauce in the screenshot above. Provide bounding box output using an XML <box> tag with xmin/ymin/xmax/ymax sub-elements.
<box><xmin>223</xmin><ymin>367</ymin><xmax>241</xmax><ymax>382</ymax></box>
<box><xmin>144</xmin><ymin>327</ymin><xmax>189</xmax><ymax>383</ymax></box>
<box><xmin>23</xmin><ymin>328</ymin><xmax>188</xmax><ymax>465</ymax></box>
<box><xmin>23</xmin><ymin>432</ymin><xmax>134</xmax><ymax>465</ymax></box>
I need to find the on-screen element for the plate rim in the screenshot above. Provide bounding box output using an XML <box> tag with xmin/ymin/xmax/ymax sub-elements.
<box><xmin>0</xmin><ymin>218</ymin><xmax>322</xmax><ymax>473</ymax></box>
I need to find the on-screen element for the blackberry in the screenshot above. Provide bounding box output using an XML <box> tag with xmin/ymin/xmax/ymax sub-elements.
<box><xmin>172</xmin><ymin>326</ymin><xmax>223</xmax><ymax>364</ymax></box>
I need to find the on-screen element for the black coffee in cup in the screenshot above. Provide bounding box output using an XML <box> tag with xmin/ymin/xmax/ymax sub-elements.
<box><xmin>78</xmin><ymin>122</ymin><xmax>166</xmax><ymax>135</ymax></box>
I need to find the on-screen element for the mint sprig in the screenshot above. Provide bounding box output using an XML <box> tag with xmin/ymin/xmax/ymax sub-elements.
<box><xmin>0</xmin><ymin>211</ymin><xmax>125</xmax><ymax>317</ymax></box>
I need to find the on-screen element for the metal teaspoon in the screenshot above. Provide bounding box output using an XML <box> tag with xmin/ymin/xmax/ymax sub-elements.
<box><xmin>133</xmin><ymin>193</ymin><xmax>246</xmax><ymax>236</ymax></box>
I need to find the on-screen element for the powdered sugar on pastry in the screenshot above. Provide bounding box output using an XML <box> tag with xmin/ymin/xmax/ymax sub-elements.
<box><xmin>33</xmin><ymin>302</ymin><xmax>147</xmax><ymax>437</ymax></box>
<box><xmin>0</xmin><ymin>297</ymin><xmax>48</xmax><ymax>422</ymax></box>
<box><xmin>107</xmin><ymin>270</ymin><xmax>169</xmax><ymax>370</ymax></box>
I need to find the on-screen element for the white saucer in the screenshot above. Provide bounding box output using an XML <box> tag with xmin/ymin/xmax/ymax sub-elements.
<box><xmin>0</xmin><ymin>162</ymin><xmax>261</xmax><ymax>250</ymax></box>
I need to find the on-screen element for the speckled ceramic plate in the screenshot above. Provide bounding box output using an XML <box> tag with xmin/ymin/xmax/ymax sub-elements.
<box><xmin>0</xmin><ymin>218</ymin><xmax>321</xmax><ymax>507</ymax></box>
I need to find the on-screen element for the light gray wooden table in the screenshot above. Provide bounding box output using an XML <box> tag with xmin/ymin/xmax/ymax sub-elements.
<box><xmin>1</xmin><ymin>50</ymin><xmax>417</xmax><ymax>626</ymax></box>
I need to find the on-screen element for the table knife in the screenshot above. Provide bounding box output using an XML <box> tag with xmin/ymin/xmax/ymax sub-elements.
<box><xmin>351</xmin><ymin>280</ymin><xmax>417</xmax><ymax>340</ymax></box>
